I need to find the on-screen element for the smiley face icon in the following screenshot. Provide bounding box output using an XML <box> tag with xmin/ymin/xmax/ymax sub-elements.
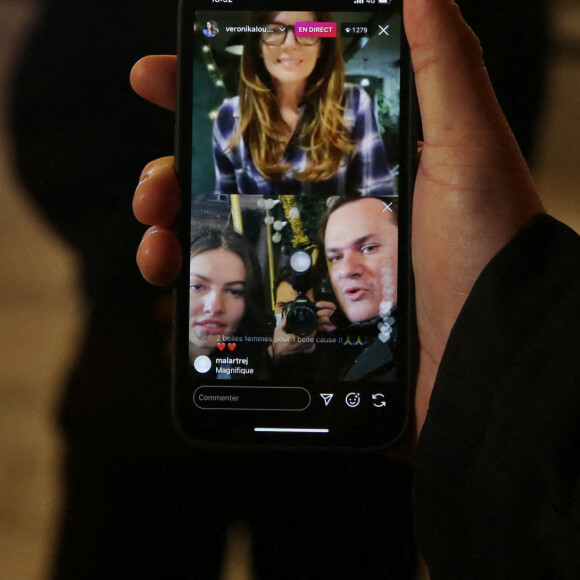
<box><xmin>345</xmin><ymin>392</ymin><xmax>361</xmax><ymax>408</ymax></box>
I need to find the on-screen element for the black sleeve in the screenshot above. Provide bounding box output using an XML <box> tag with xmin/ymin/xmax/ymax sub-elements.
<box><xmin>414</xmin><ymin>214</ymin><xmax>580</xmax><ymax>579</ymax></box>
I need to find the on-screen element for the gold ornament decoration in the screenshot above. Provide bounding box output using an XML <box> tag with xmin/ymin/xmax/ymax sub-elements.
<box><xmin>279</xmin><ymin>195</ymin><xmax>309</xmax><ymax>247</ymax></box>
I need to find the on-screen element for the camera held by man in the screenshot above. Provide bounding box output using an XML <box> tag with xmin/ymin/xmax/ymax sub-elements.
<box><xmin>282</xmin><ymin>250</ymin><xmax>320</xmax><ymax>337</ymax></box>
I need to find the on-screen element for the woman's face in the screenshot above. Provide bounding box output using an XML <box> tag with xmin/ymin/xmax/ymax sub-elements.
<box><xmin>189</xmin><ymin>248</ymin><xmax>246</xmax><ymax>349</ymax></box>
<box><xmin>260</xmin><ymin>12</ymin><xmax>321</xmax><ymax>90</ymax></box>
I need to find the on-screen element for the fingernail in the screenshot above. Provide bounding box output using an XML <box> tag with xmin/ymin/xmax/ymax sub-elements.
<box><xmin>140</xmin><ymin>226</ymin><xmax>161</xmax><ymax>244</ymax></box>
<box><xmin>138</xmin><ymin>161</ymin><xmax>157</xmax><ymax>185</ymax></box>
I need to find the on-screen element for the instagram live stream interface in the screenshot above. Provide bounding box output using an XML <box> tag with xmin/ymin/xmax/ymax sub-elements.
<box><xmin>184</xmin><ymin>6</ymin><xmax>407</xmax><ymax>442</ymax></box>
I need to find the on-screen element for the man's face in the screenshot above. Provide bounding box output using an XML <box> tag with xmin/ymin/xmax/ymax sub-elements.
<box><xmin>324</xmin><ymin>198</ymin><xmax>398</xmax><ymax>323</ymax></box>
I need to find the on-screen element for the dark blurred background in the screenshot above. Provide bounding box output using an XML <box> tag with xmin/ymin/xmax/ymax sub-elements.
<box><xmin>0</xmin><ymin>0</ymin><xmax>578</xmax><ymax>578</ymax></box>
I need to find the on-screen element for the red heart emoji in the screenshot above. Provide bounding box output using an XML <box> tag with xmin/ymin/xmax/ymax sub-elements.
<box><xmin>217</xmin><ymin>343</ymin><xmax>226</xmax><ymax>351</ymax></box>
<box><xmin>228</xmin><ymin>343</ymin><xmax>237</xmax><ymax>351</ymax></box>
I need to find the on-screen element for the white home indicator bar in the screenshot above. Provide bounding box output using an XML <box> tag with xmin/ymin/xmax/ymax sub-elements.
<box><xmin>255</xmin><ymin>427</ymin><xmax>329</xmax><ymax>433</ymax></box>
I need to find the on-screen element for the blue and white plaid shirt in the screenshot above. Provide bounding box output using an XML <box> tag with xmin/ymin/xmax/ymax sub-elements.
<box><xmin>212</xmin><ymin>84</ymin><xmax>395</xmax><ymax>197</ymax></box>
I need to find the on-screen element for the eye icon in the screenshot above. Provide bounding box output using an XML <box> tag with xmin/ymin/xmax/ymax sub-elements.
<box><xmin>345</xmin><ymin>392</ymin><xmax>360</xmax><ymax>408</ymax></box>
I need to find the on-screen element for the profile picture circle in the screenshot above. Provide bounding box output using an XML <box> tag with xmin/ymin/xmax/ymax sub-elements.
<box><xmin>194</xmin><ymin>355</ymin><xmax>212</xmax><ymax>374</ymax></box>
<box><xmin>203</xmin><ymin>20</ymin><xmax>219</xmax><ymax>38</ymax></box>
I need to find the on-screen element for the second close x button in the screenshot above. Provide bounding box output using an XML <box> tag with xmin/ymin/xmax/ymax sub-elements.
<box><xmin>194</xmin><ymin>386</ymin><xmax>311</xmax><ymax>411</ymax></box>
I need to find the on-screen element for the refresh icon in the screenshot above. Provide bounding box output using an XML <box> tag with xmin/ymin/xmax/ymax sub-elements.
<box><xmin>372</xmin><ymin>393</ymin><xmax>386</xmax><ymax>408</ymax></box>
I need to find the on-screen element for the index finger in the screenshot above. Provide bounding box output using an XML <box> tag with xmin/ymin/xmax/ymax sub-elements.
<box><xmin>130</xmin><ymin>55</ymin><xmax>177</xmax><ymax>111</ymax></box>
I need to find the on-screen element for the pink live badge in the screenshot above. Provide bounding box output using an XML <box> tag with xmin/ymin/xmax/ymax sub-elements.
<box><xmin>295</xmin><ymin>22</ymin><xmax>337</xmax><ymax>38</ymax></box>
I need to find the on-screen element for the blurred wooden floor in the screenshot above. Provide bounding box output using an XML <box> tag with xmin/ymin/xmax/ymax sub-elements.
<box><xmin>0</xmin><ymin>0</ymin><xmax>579</xmax><ymax>578</ymax></box>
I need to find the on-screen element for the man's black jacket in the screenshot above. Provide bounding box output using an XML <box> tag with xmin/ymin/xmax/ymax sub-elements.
<box><xmin>415</xmin><ymin>215</ymin><xmax>580</xmax><ymax>579</ymax></box>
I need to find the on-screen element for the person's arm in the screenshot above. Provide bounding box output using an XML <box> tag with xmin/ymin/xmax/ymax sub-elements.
<box><xmin>130</xmin><ymin>0</ymin><xmax>545</xmax><ymax>437</ymax></box>
<box><xmin>414</xmin><ymin>214</ymin><xmax>580</xmax><ymax>577</ymax></box>
<box><xmin>404</xmin><ymin>0</ymin><xmax>544</xmax><ymax>437</ymax></box>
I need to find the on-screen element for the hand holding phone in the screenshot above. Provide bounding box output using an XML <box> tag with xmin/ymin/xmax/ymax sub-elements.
<box><xmin>132</xmin><ymin>0</ymin><xmax>544</xmax><ymax>443</ymax></box>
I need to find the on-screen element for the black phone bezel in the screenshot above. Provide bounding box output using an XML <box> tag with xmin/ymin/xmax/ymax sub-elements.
<box><xmin>173</xmin><ymin>0</ymin><xmax>417</xmax><ymax>451</ymax></box>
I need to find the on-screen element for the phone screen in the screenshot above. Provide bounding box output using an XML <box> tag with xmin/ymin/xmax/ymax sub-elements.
<box><xmin>175</xmin><ymin>0</ymin><xmax>415</xmax><ymax>449</ymax></box>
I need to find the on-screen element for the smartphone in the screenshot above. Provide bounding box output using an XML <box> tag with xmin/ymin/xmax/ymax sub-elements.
<box><xmin>174</xmin><ymin>0</ymin><xmax>416</xmax><ymax>449</ymax></box>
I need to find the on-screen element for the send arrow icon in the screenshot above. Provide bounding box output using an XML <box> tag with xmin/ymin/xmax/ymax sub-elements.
<box><xmin>320</xmin><ymin>393</ymin><xmax>334</xmax><ymax>406</ymax></box>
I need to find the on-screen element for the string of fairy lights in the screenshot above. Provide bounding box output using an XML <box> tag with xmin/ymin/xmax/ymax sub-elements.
<box><xmin>196</xmin><ymin>23</ymin><xmax>226</xmax><ymax>121</ymax></box>
<box><xmin>256</xmin><ymin>196</ymin><xmax>310</xmax><ymax>246</ymax></box>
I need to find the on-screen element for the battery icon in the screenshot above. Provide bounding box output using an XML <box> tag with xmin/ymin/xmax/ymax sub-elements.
<box><xmin>378</xmin><ymin>0</ymin><xmax>391</xmax><ymax>4</ymax></box>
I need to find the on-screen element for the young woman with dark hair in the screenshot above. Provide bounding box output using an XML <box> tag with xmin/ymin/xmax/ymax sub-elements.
<box><xmin>189</xmin><ymin>228</ymin><xmax>269</xmax><ymax>361</ymax></box>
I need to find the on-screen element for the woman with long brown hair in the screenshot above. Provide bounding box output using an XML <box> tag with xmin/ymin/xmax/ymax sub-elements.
<box><xmin>212</xmin><ymin>11</ymin><xmax>393</xmax><ymax>196</ymax></box>
<box><xmin>189</xmin><ymin>228</ymin><xmax>269</xmax><ymax>363</ymax></box>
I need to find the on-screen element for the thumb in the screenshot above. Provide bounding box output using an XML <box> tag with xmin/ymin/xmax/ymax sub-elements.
<box><xmin>405</xmin><ymin>0</ymin><xmax>545</xmax><ymax>438</ymax></box>
<box><xmin>405</xmin><ymin>0</ymin><xmax>512</xmax><ymax>146</ymax></box>
<box><xmin>405</xmin><ymin>0</ymin><xmax>543</xmax><ymax>244</ymax></box>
